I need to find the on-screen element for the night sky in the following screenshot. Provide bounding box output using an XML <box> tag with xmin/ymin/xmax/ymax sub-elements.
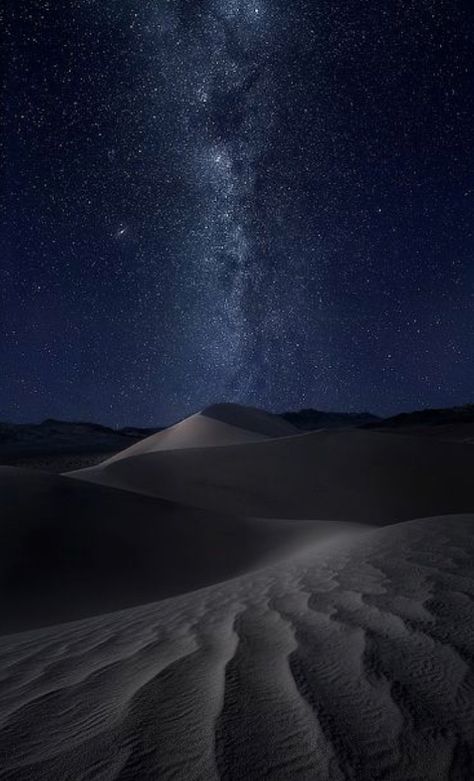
<box><xmin>1</xmin><ymin>0</ymin><xmax>473</xmax><ymax>426</ymax></box>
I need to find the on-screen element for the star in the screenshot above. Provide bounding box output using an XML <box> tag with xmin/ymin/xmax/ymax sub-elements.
<box><xmin>1</xmin><ymin>0</ymin><xmax>472</xmax><ymax>425</ymax></box>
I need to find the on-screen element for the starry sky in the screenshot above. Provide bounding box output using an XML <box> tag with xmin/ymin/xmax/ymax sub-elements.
<box><xmin>1</xmin><ymin>0</ymin><xmax>473</xmax><ymax>425</ymax></box>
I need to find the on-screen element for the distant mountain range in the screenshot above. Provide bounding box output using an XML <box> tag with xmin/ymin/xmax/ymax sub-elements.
<box><xmin>1</xmin><ymin>404</ymin><xmax>474</xmax><ymax>458</ymax></box>
<box><xmin>285</xmin><ymin>404</ymin><xmax>474</xmax><ymax>431</ymax></box>
<box><xmin>281</xmin><ymin>409</ymin><xmax>379</xmax><ymax>430</ymax></box>
<box><xmin>364</xmin><ymin>404</ymin><xmax>474</xmax><ymax>428</ymax></box>
<box><xmin>0</xmin><ymin>419</ymin><xmax>160</xmax><ymax>456</ymax></box>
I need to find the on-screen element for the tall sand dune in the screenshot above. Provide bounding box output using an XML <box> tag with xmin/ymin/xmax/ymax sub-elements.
<box><xmin>98</xmin><ymin>403</ymin><xmax>296</xmax><ymax>466</ymax></box>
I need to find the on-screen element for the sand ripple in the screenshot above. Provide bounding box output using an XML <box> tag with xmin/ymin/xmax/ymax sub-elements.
<box><xmin>0</xmin><ymin>515</ymin><xmax>473</xmax><ymax>780</ymax></box>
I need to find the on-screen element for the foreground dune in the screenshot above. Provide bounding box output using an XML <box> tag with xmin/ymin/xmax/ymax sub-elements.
<box><xmin>0</xmin><ymin>514</ymin><xmax>473</xmax><ymax>780</ymax></box>
<box><xmin>0</xmin><ymin>466</ymin><xmax>344</xmax><ymax>633</ymax></box>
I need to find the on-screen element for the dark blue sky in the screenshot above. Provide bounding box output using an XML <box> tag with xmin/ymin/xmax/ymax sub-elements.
<box><xmin>1</xmin><ymin>0</ymin><xmax>473</xmax><ymax>425</ymax></box>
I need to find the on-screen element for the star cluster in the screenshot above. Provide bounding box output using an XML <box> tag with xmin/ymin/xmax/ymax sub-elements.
<box><xmin>1</xmin><ymin>0</ymin><xmax>473</xmax><ymax>425</ymax></box>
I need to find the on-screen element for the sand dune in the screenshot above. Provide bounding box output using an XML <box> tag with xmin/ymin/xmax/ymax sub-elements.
<box><xmin>201</xmin><ymin>403</ymin><xmax>298</xmax><ymax>436</ymax></box>
<box><xmin>96</xmin><ymin>403</ymin><xmax>296</xmax><ymax>467</ymax></box>
<box><xmin>72</xmin><ymin>426</ymin><xmax>474</xmax><ymax>523</ymax></box>
<box><xmin>0</xmin><ymin>514</ymin><xmax>472</xmax><ymax>780</ymax></box>
<box><xmin>1</xmin><ymin>405</ymin><xmax>474</xmax><ymax>778</ymax></box>
<box><xmin>0</xmin><ymin>465</ymin><xmax>345</xmax><ymax>633</ymax></box>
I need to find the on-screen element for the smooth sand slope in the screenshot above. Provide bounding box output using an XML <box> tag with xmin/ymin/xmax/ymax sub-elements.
<box><xmin>0</xmin><ymin>465</ymin><xmax>342</xmax><ymax>633</ymax></box>
<box><xmin>0</xmin><ymin>514</ymin><xmax>473</xmax><ymax>780</ymax></box>
<box><xmin>72</xmin><ymin>424</ymin><xmax>474</xmax><ymax>523</ymax></box>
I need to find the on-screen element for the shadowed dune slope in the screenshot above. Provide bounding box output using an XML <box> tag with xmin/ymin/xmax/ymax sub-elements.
<box><xmin>0</xmin><ymin>514</ymin><xmax>473</xmax><ymax>780</ymax></box>
<box><xmin>0</xmin><ymin>466</ymin><xmax>345</xmax><ymax>633</ymax></box>
<box><xmin>200</xmin><ymin>403</ymin><xmax>298</xmax><ymax>436</ymax></box>
<box><xmin>71</xmin><ymin>428</ymin><xmax>474</xmax><ymax>523</ymax></box>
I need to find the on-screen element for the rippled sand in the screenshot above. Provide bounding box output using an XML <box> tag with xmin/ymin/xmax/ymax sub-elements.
<box><xmin>1</xmin><ymin>405</ymin><xmax>474</xmax><ymax>779</ymax></box>
<box><xmin>0</xmin><ymin>515</ymin><xmax>473</xmax><ymax>780</ymax></box>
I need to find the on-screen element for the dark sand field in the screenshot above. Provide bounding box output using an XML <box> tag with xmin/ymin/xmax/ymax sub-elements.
<box><xmin>0</xmin><ymin>404</ymin><xmax>473</xmax><ymax>779</ymax></box>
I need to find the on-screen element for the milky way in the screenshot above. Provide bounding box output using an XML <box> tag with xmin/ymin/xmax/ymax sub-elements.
<box><xmin>158</xmin><ymin>0</ymin><xmax>293</xmax><ymax>399</ymax></box>
<box><xmin>1</xmin><ymin>0</ymin><xmax>473</xmax><ymax>425</ymax></box>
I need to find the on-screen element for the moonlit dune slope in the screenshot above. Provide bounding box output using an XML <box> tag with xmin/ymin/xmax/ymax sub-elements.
<box><xmin>0</xmin><ymin>514</ymin><xmax>473</xmax><ymax>780</ymax></box>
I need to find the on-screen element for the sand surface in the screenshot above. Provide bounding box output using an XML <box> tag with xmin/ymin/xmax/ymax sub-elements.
<box><xmin>1</xmin><ymin>404</ymin><xmax>473</xmax><ymax>779</ymax></box>
<box><xmin>0</xmin><ymin>465</ymin><xmax>350</xmax><ymax>633</ymax></box>
<box><xmin>0</xmin><ymin>515</ymin><xmax>473</xmax><ymax>779</ymax></box>
<box><xmin>73</xmin><ymin>426</ymin><xmax>474</xmax><ymax>523</ymax></box>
